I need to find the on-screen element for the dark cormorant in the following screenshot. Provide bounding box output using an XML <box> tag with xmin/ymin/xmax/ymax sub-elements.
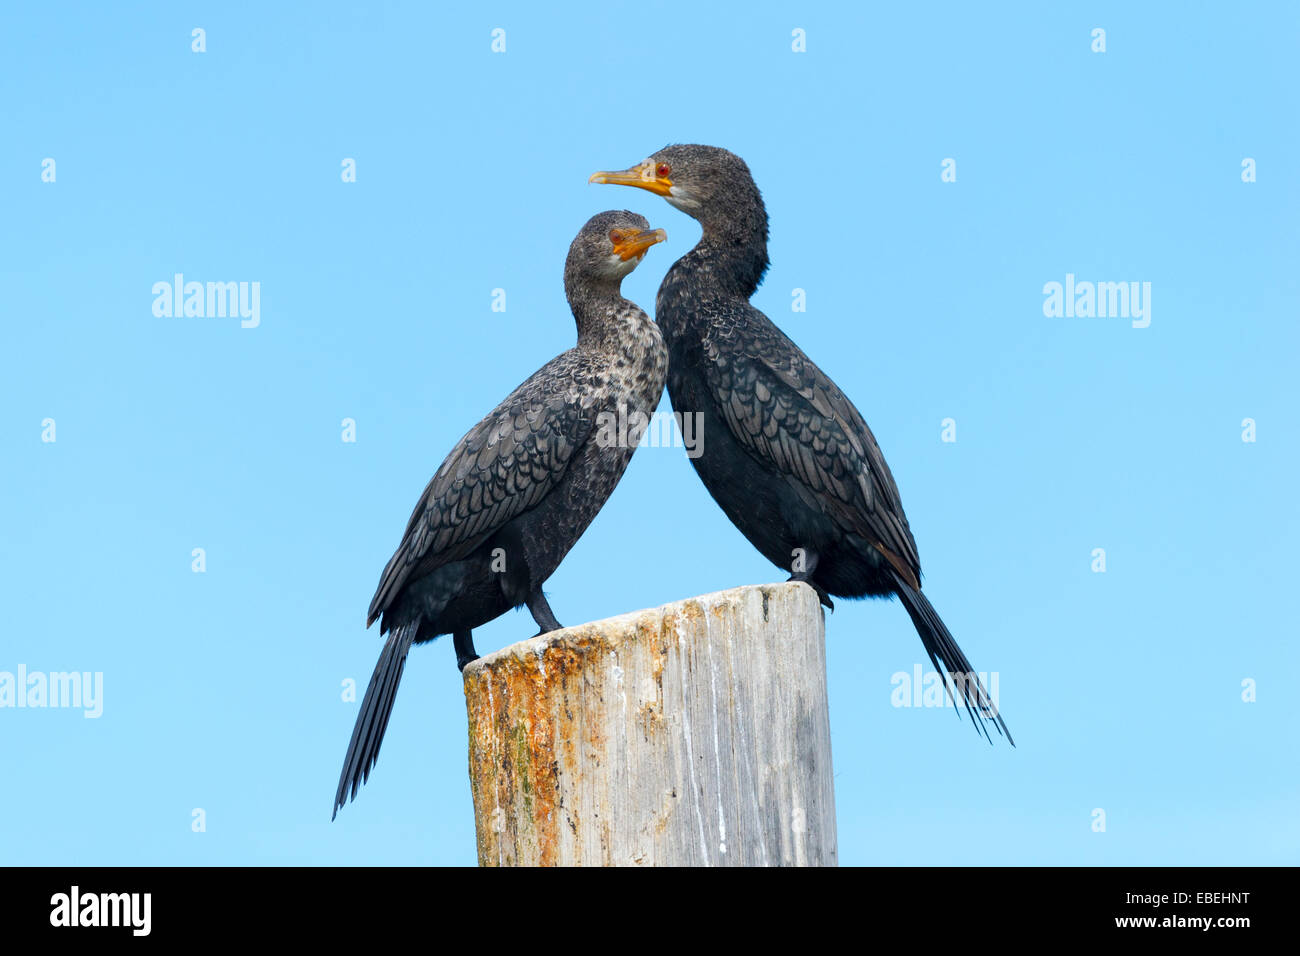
<box><xmin>592</xmin><ymin>146</ymin><xmax>1011</xmax><ymax>744</ymax></box>
<box><xmin>333</xmin><ymin>211</ymin><xmax>670</xmax><ymax>818</ymax></box>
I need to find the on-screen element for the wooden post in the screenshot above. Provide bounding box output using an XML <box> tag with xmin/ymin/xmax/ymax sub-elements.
<box><xmin>462</xmin><ymin>582</ymin><xmax>837</xmax><ymax>866</ymax></box>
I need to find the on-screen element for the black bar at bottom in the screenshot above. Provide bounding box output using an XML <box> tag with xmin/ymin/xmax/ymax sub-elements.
<box><xmin>0</xmin><ymin>866</ymin><xmax>1281</xmax><ymax>941</ymax></box>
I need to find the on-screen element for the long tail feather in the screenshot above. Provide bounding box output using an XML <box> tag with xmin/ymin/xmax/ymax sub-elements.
<box><xmin>889</xmin><ymin>571</ymin><xmax>1014</xmax><ymax>746</ymax></box>
<box><xmin>332</xmin><ymin>621</ymin><xmax>418</xmax><ymax>819</ymax></box>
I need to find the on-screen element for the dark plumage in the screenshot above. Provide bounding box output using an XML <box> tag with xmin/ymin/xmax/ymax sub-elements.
<box><xmin>333</xmin><ymin>211</ymin><xmax>669</xmax><ymax>818</ymax></box>
<box><xmin>592</xmin><ymin>145</ymin><xmax>1011</xmax><ymax>744</ymax></box>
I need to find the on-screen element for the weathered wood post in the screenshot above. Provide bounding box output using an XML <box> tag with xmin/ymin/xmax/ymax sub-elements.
<box><xmin>462</xmin><ymin>582</ymin><xmax>837</xmax><ymax>866</ymax></box>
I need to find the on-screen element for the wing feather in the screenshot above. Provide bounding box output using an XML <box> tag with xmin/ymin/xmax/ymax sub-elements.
<box><xmin>366</xmin><ymin>356</ymin><xmax>593</xmax><ymax>626</ymax></box>
<box><xmin>701</xmin><ymin>308</ymin><xmax>922</xmax><ymax>584</ymax></box>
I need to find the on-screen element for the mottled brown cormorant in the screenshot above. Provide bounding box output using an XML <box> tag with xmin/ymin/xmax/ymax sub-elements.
<box><xmin>333</xmin><ymin>211</ymin><xmax>669</xmax><ymax>817</ymax></box>
<box><xmin>592</xmin><ymin>146</ymin><xmax>1011</xmax><ymax>743</ymax></box>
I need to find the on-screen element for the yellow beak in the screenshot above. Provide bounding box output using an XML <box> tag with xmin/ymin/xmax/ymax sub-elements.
<box><xmin>612</xmin><ymin>227</ymin><xmax>668</xmax><ymax>261</ymax></box>
<box><xmin>589</xmin><ymin>161</ymin><xmax>673</xmax><ymax>197</ymax></box>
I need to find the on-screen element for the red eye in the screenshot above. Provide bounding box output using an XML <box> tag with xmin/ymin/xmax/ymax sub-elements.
<box><xmin>656</xmin><ymin>163</ymin><xmax>671</xmax><ymax>178</ymax></box>
<box><xmin>609</xmin><ymin>230</ymin><xmax>624</xmax><ymax>244</ymax></box>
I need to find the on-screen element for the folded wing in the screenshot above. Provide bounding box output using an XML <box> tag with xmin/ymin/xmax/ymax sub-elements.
<box><xmin>700</xmin><ymin>308</ymin><xmax>922</xmax><ymax>587</ymax></box>
<box><xmin>367</xmin><ymin>361</ymin><xmax>594</xmax><ymax>628</ymax></box>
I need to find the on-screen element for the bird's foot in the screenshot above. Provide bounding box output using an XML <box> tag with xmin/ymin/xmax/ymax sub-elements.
<box><xmin>526</xmin><ymin>590</ymin><xmax>564</xmax><ymax>636</ymax></box>
<box><xmin>453</xmin><ymin>630</ymin><xmax>479</xmax><ymax>672</ymax></box>
<box><xmin>787</xmin><ymin>574</ymin><xmax>835</xmax><ymax>611</ymax></box>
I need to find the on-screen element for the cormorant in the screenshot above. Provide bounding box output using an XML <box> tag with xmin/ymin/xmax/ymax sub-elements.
<box><xmin>591</xmin><ymin>146</ymin><xmax>1011</xmax><ymax>744</ymax></box>
<box><xmin>333</xmin><ymin>211</ymin><xmax>670</xmax><ymax>818</ymax></box>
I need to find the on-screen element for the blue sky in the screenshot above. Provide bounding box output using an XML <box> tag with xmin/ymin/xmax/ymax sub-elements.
<box><xmin>2</xmin><ymin>2</ymin><xmax>1296</xmax><ymax>865</ymax></box>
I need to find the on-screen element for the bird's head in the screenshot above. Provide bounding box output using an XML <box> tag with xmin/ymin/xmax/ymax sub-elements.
<box><xmin>565</xmin><ymin>210</ymin><xmax>666</xmax><ymax>290</ymax></box>
<box><xmin>590</xmin><ymin>145</ymin><xmax>769</xmax><ymax>293</ymax></box>
<box><xmin>589</xmin><ymin>144</ymin><xmax>759</xmax><ymax>223</ymax></box>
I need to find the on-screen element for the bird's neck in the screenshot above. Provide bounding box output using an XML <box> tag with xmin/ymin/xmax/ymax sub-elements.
<box><xmin>569</xmin><ymin>289</ymin><xmax>659</xmax><ymax>353</ymax></box>
<box><xmin>681</xmin><ymin>209</ymin><xmax>770</xmax><ymax>301</ymax></box>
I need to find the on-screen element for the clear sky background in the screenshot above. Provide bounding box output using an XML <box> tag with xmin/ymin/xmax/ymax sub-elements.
<box><xmin>2</xmin><ymin>2</ymin><xmax>1296</xmax><ymax>866</ymax></box>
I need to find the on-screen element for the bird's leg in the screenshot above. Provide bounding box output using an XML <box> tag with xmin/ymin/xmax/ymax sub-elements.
<box><xmin>526</xmin><ymin>590</ymin><xmax>564</xmax><ymax>636</ymax></box>
<box><xmin>788</xmin><ymin>546</ymin><xmax>835</xmax><ymax>610</ymax></box>
<box><xmin>806</xmin><ymin>584</ymin><xmax>835</xmax><ymax>611</ymax></box>
<box><xmin>453</xmin><ymin>630</ymin><xmax>479</xmax><ymax>672</ymax></box>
